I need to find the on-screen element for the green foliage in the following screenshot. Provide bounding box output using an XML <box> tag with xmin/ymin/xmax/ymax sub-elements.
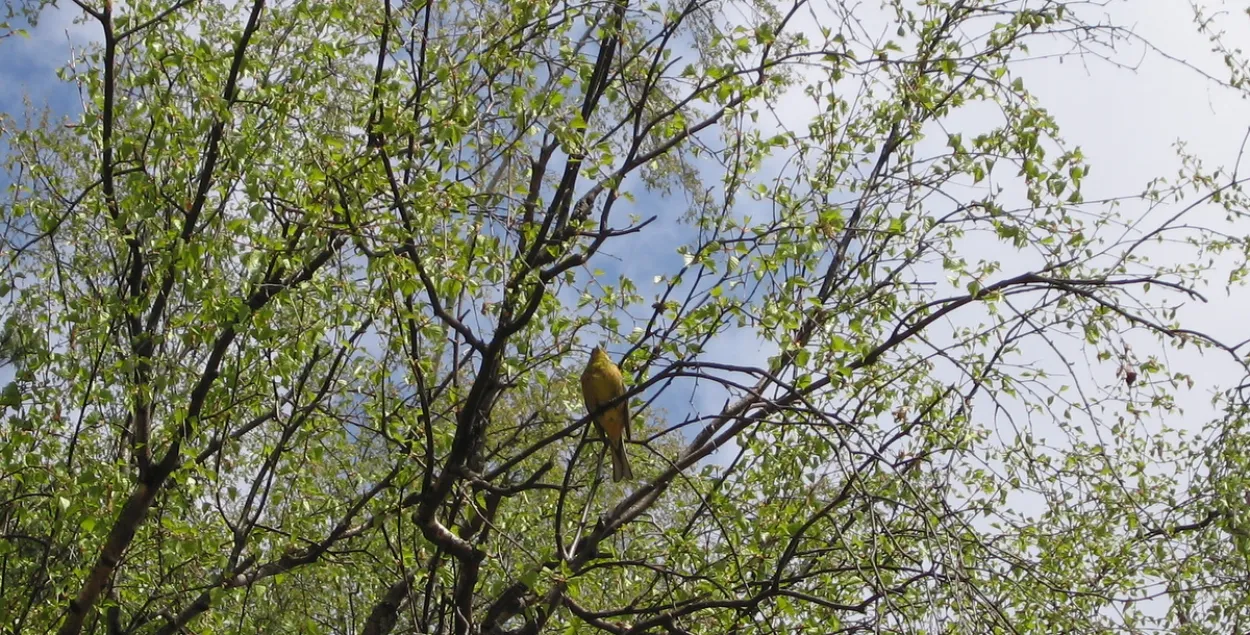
<box><xmin>2</xmin><ymin>0</ymin><xmax>1250</xmax><ymax>633</ymax></box>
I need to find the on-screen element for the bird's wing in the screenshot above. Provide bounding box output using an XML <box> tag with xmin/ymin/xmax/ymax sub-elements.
<box><xmin>610</xmin><ymin>371</ymin><xmax>630</xmax><ymax>440</ymax></box>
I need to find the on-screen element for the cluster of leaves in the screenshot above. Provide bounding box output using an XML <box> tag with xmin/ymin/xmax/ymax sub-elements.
<box><xmin>3</xmin><ymin>0</ymin><xmax>1250</xmax><ymax>633</ymax></box>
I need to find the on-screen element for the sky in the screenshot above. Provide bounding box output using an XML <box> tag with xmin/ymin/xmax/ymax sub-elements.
<box><xmin>583</xmin><ymin>0</ymin><xmax>1250</xmax><ymax>475</ymax></box>
<box><xmin>997</xmin><ymin>0</ymin><xmax>1250</xmax><ymax>443</ymax></box>
<box><xmin>3</xmin><ymin>1</ymin><xmax>1250</xmax><ymax>483</ymax></box>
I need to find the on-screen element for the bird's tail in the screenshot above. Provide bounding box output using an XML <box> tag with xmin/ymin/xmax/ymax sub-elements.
<box><xmin>609</xmin><ymin>440</ymin><xmax>634</xmax><ymax>482</ymax></box>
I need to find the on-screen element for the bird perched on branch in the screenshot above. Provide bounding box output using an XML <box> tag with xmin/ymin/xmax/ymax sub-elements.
<box><xmin>580</xmin><ymin>345</ymin><xmax>634</xmax><ymax>482</ymax></box>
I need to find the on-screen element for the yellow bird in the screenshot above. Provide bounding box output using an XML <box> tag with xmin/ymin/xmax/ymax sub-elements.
<box><xmin>580</xmin><ymin>345</ymin><xmax>634</xmax><ymax>482</ymax></box>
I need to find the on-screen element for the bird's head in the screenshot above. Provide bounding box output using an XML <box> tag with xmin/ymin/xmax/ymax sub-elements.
<box><xmin>590</xmin><ymin>343</ymin><xmax>608</xmax><ymax>361</ymax></box>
